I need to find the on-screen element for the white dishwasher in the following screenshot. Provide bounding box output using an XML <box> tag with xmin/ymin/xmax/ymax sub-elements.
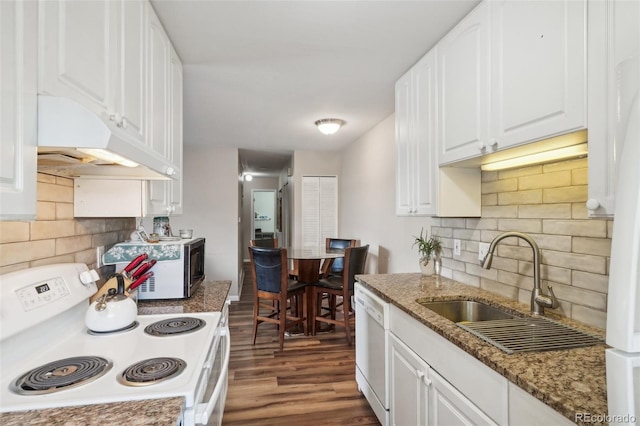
<box><xmin>355</xmin><ymin>282</ymin><xmax>389</xmax><ymax>426</ymax></box>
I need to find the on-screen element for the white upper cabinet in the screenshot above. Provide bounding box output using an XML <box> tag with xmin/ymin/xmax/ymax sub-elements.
<box><xmin>115</xmin><ymin>0</ymin><xmax>147</xmax><ymax>144</ymax></box>
<box><xmin>437</xmin><ymin>0</ymin><xmax>587</xmax><ymax>166</ymax></box>
<box><xmin>38</xmin><ymin>0</ymin><xmax>115</xmax><ymax>119</ymax></box>
<box><xmin>395</xmin><ymin>49</ymin><xmax>438</xmax><ymax>216</ymax></box>
<box><xmin>39</xmin><ymin>0</ymin><xmax>148</xmax><ymax>142</ymax></box>
<box><xmin>38</xmin><ymin>0</ymin><xmax>181</xmax><ymax>172</ymax></box>
<box><xmin>147</xmin><ymin>43</ymin><xmax>183</xmax><ymax>216</ymax></box>
<box><xmin>437</xmin><ymin>1</ymin><xmax>491</xmax><ymax>165</ymax></box>
<box><xmin>587</xmin><ymin>0</ymin><xmax>640</xmax><ymax>218</ymax></box>
<box><xmin>0</xmin><ymin>0</ymin><xmax>37</xmax><ymax>220</ymax></box>
<box><xmin>491</xmin><ymin>0</ymin><xmax>586</xmax><ymax>151</ymax></box>
<box><xmin>147</xmin><ymin>4</ymin><xmax>170</xmax><ymax>160</ymax></box>
<box><xmin>168</xmin><ymin>46</ymin><xmax>184</xmax><ymax>215</ymax></box>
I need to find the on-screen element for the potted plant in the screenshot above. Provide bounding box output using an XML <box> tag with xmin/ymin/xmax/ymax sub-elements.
<box><xmin>412</xmin><ymin>228</ymin><xmax>442</xmax><ymax>276</ymax></box>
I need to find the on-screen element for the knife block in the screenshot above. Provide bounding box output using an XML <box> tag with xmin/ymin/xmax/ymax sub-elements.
<box><xmin>89</xmin><ymin>275</ymin><xmax>133</xmax><ymax>304</ymax></box>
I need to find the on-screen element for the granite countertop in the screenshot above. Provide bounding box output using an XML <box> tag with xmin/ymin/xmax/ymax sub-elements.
<box><xmin>356</xmin><ymin>273</ymin><xmax>608</xmax><ymax>426</ymax></box>
<box><xmin>138</xmin><ymin>280</ymin><xmax>231</xmax><ymax>314</ymax></box>
<box><xmin>0</xmin><ymin>398</ymin><xmax>185</xmax><ymax>426</ymax></box>
<box><xmin>0</xmin><ymin>280</ymin><xmax>231</xmax><ymax>426</ymax></box>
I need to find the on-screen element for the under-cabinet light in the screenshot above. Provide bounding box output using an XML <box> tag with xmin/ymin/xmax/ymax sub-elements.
<box><xmin>78</xmin><ymin>149</ymin><xmax>139</xmax><ymax>168</ymax></box>
<box><xmin>480</xmin><ymin>143</ymin><xmax>588</xmax><ymax>171</ymax></box>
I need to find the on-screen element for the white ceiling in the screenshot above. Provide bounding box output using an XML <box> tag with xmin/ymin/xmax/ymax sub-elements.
<box><xmin>150</xmin><ymin>0</ymin><xmax>480</xmax><ymax>174</ymax></box>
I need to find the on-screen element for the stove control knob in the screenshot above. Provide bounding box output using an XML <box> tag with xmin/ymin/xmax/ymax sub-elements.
<box><xmin>79</xmin><ymin>269</ymin><xmax>100</xmax><ymax>286</ymax></box>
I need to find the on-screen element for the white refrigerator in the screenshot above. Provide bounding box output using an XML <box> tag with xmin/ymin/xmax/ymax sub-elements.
<box><xmin>606</xmin><ymin>54</ymin><xmax>640</xmax><ymax>423</ymax></box>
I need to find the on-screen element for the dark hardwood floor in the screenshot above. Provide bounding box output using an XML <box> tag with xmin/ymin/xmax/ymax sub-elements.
<box><xmin>222</xmin><ymin>263</ymin><xmax>380</xmax><ymax>425</ymax></box>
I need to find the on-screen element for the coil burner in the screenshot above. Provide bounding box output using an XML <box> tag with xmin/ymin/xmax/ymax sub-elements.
<box><xmin>144</xmin><ymin>317</ymin><xmax>206</xmax><ymax>336</ymax></box>
<box><xmin>117</xmin><ymin>357</ymin><xmax>186</xmax><ymax>386</ymax></box>
<box><xmin>11</xmin><ymin>356</ymin><xmax>113</xmax><ymax>395</ymax></box>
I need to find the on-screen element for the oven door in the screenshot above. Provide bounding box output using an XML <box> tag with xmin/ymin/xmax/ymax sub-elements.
<box><xmin>190</xmin><ymin>324</ymin><xmax>230</xmax><ymax>426</ymax></box>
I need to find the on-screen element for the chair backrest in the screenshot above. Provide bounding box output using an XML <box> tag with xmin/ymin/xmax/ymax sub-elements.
<box><xmin>248</xmin><ymin>247</ymin><xmax>287</xmax><ymax>294</ymax></box>
<box><xmin>326</xmin><ymin>238</ymin><xmax>357</xmax><ymax>274</ymax></box>
<box><xmin>343</xmin><ymin>244</ymin><xmax>369</xmax><ymax>291</ymax></box>
<box><xmin>250</xmin><ymin>238</ymin><xmax>279</xmax><ymax>248</ymax></box>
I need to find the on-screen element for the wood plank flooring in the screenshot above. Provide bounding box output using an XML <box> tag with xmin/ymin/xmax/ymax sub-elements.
<box><xmin>222</xmin><ymin>263</ymin><xmax>380</xmax><ymax>425</ymax></box>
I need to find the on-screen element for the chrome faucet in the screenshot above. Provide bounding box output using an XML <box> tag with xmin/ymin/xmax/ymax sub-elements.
<box><xmin>481</xmin><ymin>231</ymin><xmax>558</xmax><ymax>316</ymax></box>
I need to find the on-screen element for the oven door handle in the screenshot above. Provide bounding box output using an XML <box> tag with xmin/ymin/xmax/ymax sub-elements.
<box><xmin>195</xmin><ymin>326</ymin><xmax>231</xmax><ymax>425</ymax></box>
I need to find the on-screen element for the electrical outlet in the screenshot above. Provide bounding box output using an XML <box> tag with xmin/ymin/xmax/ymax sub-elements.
<box><xmin>453</xmin><ymin>239</ymin><xmax>461</xmax><ymax>256</ymax></box>
<box><xmin>478</xmin><ymin>242</ymin><xmax>490</xmax><ymax>261</ymax></box>
<box><xmin>96</xmin><ymin>246</ymin><xmax>105</xmax><ymax>267</ymax></box>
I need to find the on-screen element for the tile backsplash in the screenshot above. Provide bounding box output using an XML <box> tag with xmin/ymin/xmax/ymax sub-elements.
<box><xmin>432</xmin><ymin>158</ymin><xmax>612</xmax><ymax>329</ymax></box>
<box><xmin>0</xmin><ymin>174</ymin><xmax>135</xmax><ymax>275</ymax></box>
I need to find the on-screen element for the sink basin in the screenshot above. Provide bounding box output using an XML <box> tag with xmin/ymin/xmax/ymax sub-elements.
<box><xmin>416</xmin><ymin>299</ymin><xmax>516</xmax><ymax>322</ymax></box>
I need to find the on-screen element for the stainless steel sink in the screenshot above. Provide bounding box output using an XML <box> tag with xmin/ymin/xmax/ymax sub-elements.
<box><xmin>416</xmin><ymin>299</ymin><xmax>516</xmax><ymax>322</ymax></box>
<box><xmin>416</xmin><ymin>298</ymin><xmax>604</xmax><ymax>353</ymax></box>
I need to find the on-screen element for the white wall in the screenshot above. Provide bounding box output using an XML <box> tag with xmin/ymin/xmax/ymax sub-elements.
<box><xmin>339</xmin><ymin>113</ymin><xmax>431</xmax><ymax>274</ymax></box>
<box><xmin>168</xmin><ymin>146</ymin><xmax>242</xmax><ymax>299</ymax></box>
<box><xmin>291</xmin><ymin>150</ymin><xmax>341</xmax><ymax>247</ymax></box>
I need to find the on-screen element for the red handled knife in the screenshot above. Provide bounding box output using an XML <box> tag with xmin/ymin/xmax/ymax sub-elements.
<box><xmin>128</xmin><ymin>271</ymin><xmax>154</xmax><ymax>292</ymax></box>
<box><xmin>130</xmin><ymin>259</ymin><xmax>157</xmax><ymax>281</ymax></box>
<box><xmin>122</xmin><ymin>253</ymin><xmax>148</xmax><ymax>279</ymax></box>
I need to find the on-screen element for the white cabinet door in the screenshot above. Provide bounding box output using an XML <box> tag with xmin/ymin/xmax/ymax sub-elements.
<box><xmin>430</xmin><ymin>369</ymin><xmax>497</xmax><ymax>426</ymax></box>
<box><xmin>147</xmin><ymin>4</ymin><xmax>170</xmax><ymax>159</ymax></box>
<box><xmin>389</xmin><ymin>333</ymin><xmax>429</xmax><ymax>426</ymax></box>
<box><xmin>0</xmin><ymin>0</ymin><xmax>37</xmax><ymax>220</ymax></box>
<box><xmin>168</xmin><ymin>46</ymin><xmax>183</xmax><ymax>215</ymax></box>
<box><xmin>395</xmin><ymin>49</ymin><xmax>438</xmax><ymax>216</ymax></box>
<box><xmin>438</xmin><ymin>1</ymin><xmax>491</xmax><ymax>165</ymax></box>
<box><xmin>587</xmin><ymin>0</ymin><xmax>640</xmax><ymax>218</ymax></box>
<box><xmin>395</xmin><ymin>70</ymin><xmax>414</xmax><ymax>215</ymax></box>
<box><xmin>412</xmin><ymin>50</ymin><xmax>438</xmax><ymax>216</ymax></box>
<box><xmin>39</xmin><ymin>0</ymin><xmax>115</xmax><ymax>117</ymax></box>
<box><xmin>491</xmin><ymin>0</ymin><xmax>586</xmax><ymax>151</ymax></box>
<box><xmin>115</xmin><ymin>0</ymin><xmax>147</xmax><ymax>144</ymax></box>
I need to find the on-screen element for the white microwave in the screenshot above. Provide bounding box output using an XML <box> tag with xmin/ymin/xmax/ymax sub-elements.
<box><xmin>114</xmin><ymin>238</ymin><xmax>206</xmax><ymax>300</ymax></box>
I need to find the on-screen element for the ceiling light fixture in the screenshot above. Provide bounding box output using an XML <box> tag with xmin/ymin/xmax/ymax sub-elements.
<box><xmin>244</xmin><ymin>174</ymin><xmax>253</xmax><ymax>182</ymax></box>
<box><xmin>315</xmin><ymin>118</ymin><xmax>345</xmax><ymax>135</ymax></box>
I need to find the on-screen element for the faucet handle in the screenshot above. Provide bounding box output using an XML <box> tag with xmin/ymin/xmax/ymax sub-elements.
<box><xmin>546</xmin><ymin>286</ymin><xmax>559</xmax><ymax>309</ymax></box>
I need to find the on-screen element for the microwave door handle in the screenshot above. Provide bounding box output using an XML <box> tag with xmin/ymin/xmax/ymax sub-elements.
<box><xmin>195</xmin><ymin>326</ymin><xmax>231</xmax><ymax>425</ymax></box>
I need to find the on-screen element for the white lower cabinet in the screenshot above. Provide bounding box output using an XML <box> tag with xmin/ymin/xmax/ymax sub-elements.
<box><xmin>389</xmin><ymin>330</ymin><xmax>496</xmax><ymax>426</ymax></box>
<box><xmin>389</xmin><ymin>333</ymin><xmax>430</xmax><ymax>425</ymax></box>
<box><xmin>429</xmin><ymin>369</ymin><xmax>496</xmax><ymax>426</ymax></box>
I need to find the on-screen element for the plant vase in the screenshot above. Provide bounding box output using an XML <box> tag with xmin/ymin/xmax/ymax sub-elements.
<box><xmin>419</xmin><ymin>256</ymin><xmax>435</xmax><ymax>276</ymax></box>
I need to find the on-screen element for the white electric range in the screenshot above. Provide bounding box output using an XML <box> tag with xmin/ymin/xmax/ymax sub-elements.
<box><xmin>0</xmin><ymin>263</ymin><xmax>229</xmax><ymax>425</ymax></box>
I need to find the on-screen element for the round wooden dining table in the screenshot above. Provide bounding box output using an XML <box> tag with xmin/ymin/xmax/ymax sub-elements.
<box><xmin>285</xmin><ymin>246</ymin><xmax>345</xmax><ymax>333</ymax></box>
<box><xmin>286</xmin><ymin>246</ymin><xmax>345</xmax><ymax>283</ymax></box>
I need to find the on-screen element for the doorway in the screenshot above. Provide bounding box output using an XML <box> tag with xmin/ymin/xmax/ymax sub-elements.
<box><xmin>252</xmin><ymin>190</ymin><xmax>276</xmax><ymax>240</ymax></box>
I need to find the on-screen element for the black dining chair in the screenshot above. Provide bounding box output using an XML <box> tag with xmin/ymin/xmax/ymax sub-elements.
<box><xmin>248</xmin><ymin>246</ymin><xmax>307</xmax><ymax>350</ymax></box>
<box><xmin>320</xmin><ymin>238</ymin><xmax>357</xmax><ymax>278</ymax></box>
<box><xmin>311</xmin><ymin>244</ymin><xmax>369</xmax><ymax>345</ymax></box>
<box><xmin>250</xmin><ymin>238</ymin><xmax>279</xmax><ymax>248</ymax></box>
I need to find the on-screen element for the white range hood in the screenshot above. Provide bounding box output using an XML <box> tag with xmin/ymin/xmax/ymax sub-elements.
<box><xmin>37</xmin><ymin>96</ymin><xmax>174</xmax><ymax>180</ymax></box>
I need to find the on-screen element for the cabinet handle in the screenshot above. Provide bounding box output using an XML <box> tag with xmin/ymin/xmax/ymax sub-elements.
<box><xmin>423</xmin><ymin>377</ymin><xmax>432</xmax><ymax>386</ymax></box>
<box><xmin>489</xmin><ymin>139</ymin><xmax>499</xmax><ymax>150</ymax></box>
<box><xmin>477</xmin><ymin>141</ymin><xmax>486</xmax><ymax>151</ymax></box>
<box><xmin>586</xmin><ymin>199</ymin><xmax>600</xmax><ymax>211</ymax></box>
<box><xmin>165</xmin><ymin>167</ymin><xmax>176</xmax><ymax>177</ymax></box>
<box><xmin>121</xmin><ymin>116</ymin><xmax>128</xmax><ymax>129</ymax></box>
<box><xmin>416</xmin><ymin>370</ymin><xmax>424</xmax><ymax>379</ymax></box>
